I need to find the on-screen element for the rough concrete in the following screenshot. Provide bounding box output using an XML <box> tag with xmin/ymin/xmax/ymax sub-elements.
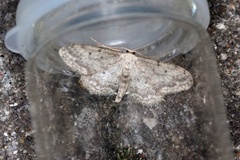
<box><xmin>0</xmin><ymin>0</ymin><xmax>239</xmax><ymax>159</ymax></box>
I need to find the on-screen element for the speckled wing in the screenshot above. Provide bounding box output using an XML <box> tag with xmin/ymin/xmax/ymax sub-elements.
<box><xmin>80</xmin><ymin>64</ymin><xmax>122</xmax><ymax>95</ymax></box>
<box><xmin>129</xmin><ymin>58</ymin><xmax>193</xmax><ymax>104</ymax></box>
<box><xmin>59</xmin><ymin>44</ymin><xmax>121</xmax><ymax>75</ymax></box>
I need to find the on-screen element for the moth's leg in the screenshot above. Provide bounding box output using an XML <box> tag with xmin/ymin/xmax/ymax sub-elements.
<box><xmin>115</xmin><ymin>67</ymin><xmax>130</xmax><ymax>103</ymax></box>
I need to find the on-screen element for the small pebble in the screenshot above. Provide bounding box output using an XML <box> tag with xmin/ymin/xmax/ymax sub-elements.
<box><xmin>220</xmin><ymin>53</ymin><xmax>228</xmax><ymax>60</ymax></box>
<box><xmin>216</xmin><ymin>23</ymin><xmax>227</xmax><ymax>30</ymax></box>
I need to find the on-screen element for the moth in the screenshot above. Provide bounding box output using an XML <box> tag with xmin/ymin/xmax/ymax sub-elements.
<box><xmin>59</xmin><ymin>44</ymin><xmax>193</xmax><ymax>105</ymax></box>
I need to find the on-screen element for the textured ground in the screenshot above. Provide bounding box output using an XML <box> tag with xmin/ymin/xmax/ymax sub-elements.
<box><xmin>0</xmin><ymin>0</ymin><xmax>239</xmax><ymax>159</ymax></box>
<box><xmin>208</xmin><ymin>0</ymin><xmax>240</xmax><ymax>159</ymax></box>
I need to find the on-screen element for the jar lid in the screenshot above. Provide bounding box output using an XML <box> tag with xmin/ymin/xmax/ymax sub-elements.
<box><xmin>4</xmin><ymin>0</ymin><xmax>210</xmax><ymax>59</ymax></box>
<box><xmin>4</xmin><ymin>0</ymin><xmax>69</xmax><ymax>57</ymax></box>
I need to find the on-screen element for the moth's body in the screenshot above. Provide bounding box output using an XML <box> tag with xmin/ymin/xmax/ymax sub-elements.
<box><xmin>115</xmin><ymin>54</ymin><xmax>136</xmax><ymax>103</ymax></box>
<box><xmin>59</xmin><ymin>44</ymin><xmax>193</xmax><ymax>105</ymax></box>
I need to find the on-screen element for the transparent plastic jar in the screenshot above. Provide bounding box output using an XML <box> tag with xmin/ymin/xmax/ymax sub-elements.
<box><xmin>7</xmin><ymin>0</ymin><xmax>233</xmax><ymax>159</ymax></box>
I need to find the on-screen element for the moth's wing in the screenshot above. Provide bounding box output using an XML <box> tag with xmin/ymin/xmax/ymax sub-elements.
<box><xmin>80</xmin><ymin>64</ymin><xmax>122</xmax><ymax>95</ymax></box>
<box><xmin>59</xmin><ymin>44</ymin><xmax>121</xmax><ymax>75</ymax></box>
<box><xmin>129</xmin><ymin>58</ymin><xmax>193</xmax><ymax>104</ymax></box>
<box><xmin>137</xmin><ymin>58</ymin><xmax>193</xmax><ymax>93</ymax></box>
<box><xmin>128</xmin><ymin>70</ymin><xmax>165</xmax><ymax>104</ymax></box>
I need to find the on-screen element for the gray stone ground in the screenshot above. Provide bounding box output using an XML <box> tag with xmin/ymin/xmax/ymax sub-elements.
<box><xmin>0</xmin><ymin>0</ymin><xmax>239</xmax><ymax>159</ymax></box>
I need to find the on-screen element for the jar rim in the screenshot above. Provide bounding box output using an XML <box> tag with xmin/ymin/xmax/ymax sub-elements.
<box><xmin>5</xmin><ymin>0</ymin><xmax>210</xmax><ymax>59</ymax></box>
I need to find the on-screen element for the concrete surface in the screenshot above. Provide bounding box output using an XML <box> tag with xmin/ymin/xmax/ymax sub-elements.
<box><xmin>0</xmin><ymin>0</ymin><xmax>239</xmax><ymax>159</ymax></box>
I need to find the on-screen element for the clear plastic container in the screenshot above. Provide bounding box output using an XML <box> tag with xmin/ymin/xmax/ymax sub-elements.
<box><xmin>7</xmin><ymin>0</ymin><xmax>234</xmax><ymax>159</ymax></box>
<box><xmin>5</xmin><ymin>0</ymin><xmax>210</xmax><ymax>60</ymax></box>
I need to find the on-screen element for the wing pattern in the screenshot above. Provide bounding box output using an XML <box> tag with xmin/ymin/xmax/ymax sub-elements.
<box><xmin>59</xmin><ymin>44</ymin><xmax>193</xmax><ymax>105</ymax></box>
